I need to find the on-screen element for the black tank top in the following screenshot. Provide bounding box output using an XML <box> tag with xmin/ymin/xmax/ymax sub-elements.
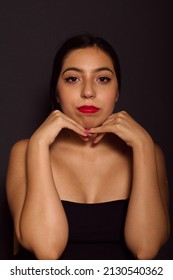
<box><xmin>14</xmin><ymin>199</ymin><xmax>134</xmax><ymax>260</ymax></box>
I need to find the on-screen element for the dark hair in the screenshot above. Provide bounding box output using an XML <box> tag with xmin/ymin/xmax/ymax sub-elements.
<box><xmin>50</xmin><ymin>34</ymin><xmax>121</xmax><ymax>110</ymax></box>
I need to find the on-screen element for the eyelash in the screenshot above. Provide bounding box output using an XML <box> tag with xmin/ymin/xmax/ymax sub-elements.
<box><xmin>64</xmin><ymin>76</ymin><xmax>111</xmax><ymax>84</ymax></box>
<box><xmin>64</xmin><ymin>76</ymin><xmax>79</xmax><ymax>83</ymax></box>
<box><xmin>98</xmin><ymin>77</ymin><xmax>111</xmax><ymax>83</ymax></box>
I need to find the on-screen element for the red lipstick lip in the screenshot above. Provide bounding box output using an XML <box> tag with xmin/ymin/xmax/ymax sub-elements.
<box><xmin>77</xmin><ymin>106</ymin><xmax>100</xmax><ymax>113</ymax></box>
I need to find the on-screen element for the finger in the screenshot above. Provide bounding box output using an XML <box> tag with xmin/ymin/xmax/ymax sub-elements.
<box><xmin>92</xmin><ymin>133</ymin><xmax>105</xmax><ymax>144</ymax></box>
<box><xmin>89</xmin><ymin>122</ymin><xmax>115</xmax><ymax>134</ymax></box>
<box><xmin>62</xmin><ymin>116</ymin><xmax>86</xmax><ymax>133</ymax></box>
<box><xmin>52</xmin><ymin>110</ymin><xmax>86</xmax><ymax>133</ymax></box>
<box><xmin>64</xmin><ymin>121</ymin><xmax>87</xmax><ymax>136</ymax></box>
<box><xmin>55</xmin><ymin>114</ymin><xmax>87</xmax><ymax>136</ymax></box>
<box><xmin>102</xmin><ymin>111</ymin><xmax>128</xmax><ymax>126</ymax></box>
<box><xmin>79</xmin><ymin>135</ymin><xmax>90</xmax><ymax>141</ymax></box>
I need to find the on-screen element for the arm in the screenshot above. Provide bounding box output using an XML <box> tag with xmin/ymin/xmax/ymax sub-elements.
<box><xmin>90</xmin><ymin>111</ymin><xmax>170</xmax><ymax>259</ymax></box>
<box><xmin>6</xmin><ymin>110</ymin><xmax>87</xmax><ymax>259</ymax></box>
<box><xmin>124</xmin><ymin>137</ymin><xmax>170</xmax><ymax>259</ymax></box>
<box><xmin>7</xmin><ymin>139</ymin><xmax>68</xmax><ymax>260</ymax></box>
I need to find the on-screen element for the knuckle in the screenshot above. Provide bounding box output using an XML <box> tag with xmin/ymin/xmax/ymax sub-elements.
<box><xmin>116</xmin><ymin>123</ymin><xmax>121</xmax><ymax>130</ymax></box>
<box><xmin>121</xmin><ymin>110</ymin><xmax>127</xmax><ymax>114</ymax></box>
<box><xmin>53</xmin><ymin>110</ymin><xmax>61</xmax><ymax>116</ymax></box>
<box><xmin>50</xmin><ymin>111</ymin><xmax>63</xmax><ymax>125</ymax></box>
<box><xmin>52</xmin><ymin>109</ymin><xmax>59</xmax><ymax>115</ymax></box>
<box><xmin>116</xmin><ymin>111</ymin><xmax>128</xmax><ymax>121</ymax></box>
<box><xmin>119</xmin><ymin>111</ymin><xmax>127</xmax><ymax>117</ymax></box>
<box><xmin>116</xmin><ymin>115</ymin><xmax>123</xmax><ymax>123</ymax></box>
<box><xmin>52</xmin><ymin>110</ymin><xmax>63</xmax><ymax>121</ymax></box>
<box><xmin>56</xmin><ymin>115</ymin><xmax>63</xmax><ymax>124</ymax></box>
<box><xmin>50</xmin><ymin>110</ymin><xmax>60</xmax><ymax>120</ymax></box>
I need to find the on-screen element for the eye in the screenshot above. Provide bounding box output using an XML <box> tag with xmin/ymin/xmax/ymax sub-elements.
<box><xmin>65</xmin><ymin>76</ymin><xmax>79</xmax><ymax>83</ymax></box>
<box><xmin>98</xmin><ymin>76</ymin><xmax>111</xmax><ymax>83</ymax></box>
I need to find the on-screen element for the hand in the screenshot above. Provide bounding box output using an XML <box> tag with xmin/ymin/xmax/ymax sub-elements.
<box><xmin>89</xmin><ymin>111</ymin><xmax>152</xmax><ymax>148</ymax></box>
<box><xmin>31</xmin><ymin>110</ymin><xmax>87</xmax><ymax>146</ymax></box>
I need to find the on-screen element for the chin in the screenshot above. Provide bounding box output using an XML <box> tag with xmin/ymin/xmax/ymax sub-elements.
<box><xmin>73</xmin><ymin>113</ymin><xmax>110</xmax><ymax>129</ymax></box>
<box><xmin>81</xmin><ymin>119</ymin><xmax>104</xmax><ymax>129</ymax></box>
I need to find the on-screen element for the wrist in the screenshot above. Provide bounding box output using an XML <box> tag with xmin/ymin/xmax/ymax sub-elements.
<box><xmin>132</xmin><ymin>132</ymin><xmax>155</xmax><ymax>152</ymax></box>
<box><xmin>28</xmin><ymin>134</ymin><xmax>50</xmax><ymax>152</ymax></box>
<box><xmin>29</xmin><ymin>132</ymin><xmax>50</xmax><ymax>148</ymax></box>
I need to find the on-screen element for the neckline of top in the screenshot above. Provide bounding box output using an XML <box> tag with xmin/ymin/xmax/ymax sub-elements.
<box><xmin>61</xmin><ymin>198</ymin><xmax>129</xmax><ymax>206</ymax></box>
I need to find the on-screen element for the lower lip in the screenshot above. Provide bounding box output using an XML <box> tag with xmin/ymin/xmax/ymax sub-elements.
<box><xmin>77</xmin><ymin>107</ymin><xmax>100</xmax><ymax>114</ymax></box>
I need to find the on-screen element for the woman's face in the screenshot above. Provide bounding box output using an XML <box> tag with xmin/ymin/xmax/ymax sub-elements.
<box><xmin>57</xmin><ymin>47</ymin><xmax>119</xmax><ymax>129</ymax></box>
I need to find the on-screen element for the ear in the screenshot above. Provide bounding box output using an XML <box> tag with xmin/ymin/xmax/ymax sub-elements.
<box><xmin>56</xmin><ymin>95</ymin><xmax>60</xmax><ymax>103</ymax></box>
<box><xmin>115</xmin><ymin>91</ymin><xmax>119</xmax><ymax>103</ymax></box>
<box><xmin>56</xmin><ymin>91</ymin><xmax>60</xmax><ymax>103</ymax></box>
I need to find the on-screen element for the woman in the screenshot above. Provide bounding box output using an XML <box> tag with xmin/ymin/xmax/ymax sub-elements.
<box><xmin>6</xmin><ymin>34</ymin><xmax>170</xmax><ymax>260</ymax></box>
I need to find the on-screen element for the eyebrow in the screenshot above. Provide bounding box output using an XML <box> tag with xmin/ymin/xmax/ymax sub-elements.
<box><xmin>62</xmin><ymin>67</ymin><xmax>114</xmax><ymax>75</ymax></box>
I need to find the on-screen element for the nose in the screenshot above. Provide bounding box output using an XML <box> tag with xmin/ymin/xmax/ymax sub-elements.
<box><xmin>81</xmin><ymin>79</ymin><xmax>96</xmax><ymax>99</ymax></box>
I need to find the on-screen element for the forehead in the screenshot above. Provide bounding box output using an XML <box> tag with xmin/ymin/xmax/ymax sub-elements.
<box><xmin>62</xmin><ymin>47</ymin><xmax>114</xmax><ymax>70</ymax></box>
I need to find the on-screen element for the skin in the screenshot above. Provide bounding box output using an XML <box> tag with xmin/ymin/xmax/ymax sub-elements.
<box><xmin>6</xmin><ymin>47</ymin><xmax>170</xmax><ymax>260</ymax></box>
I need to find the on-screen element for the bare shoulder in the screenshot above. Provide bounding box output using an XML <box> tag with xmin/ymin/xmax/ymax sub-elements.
<box><xmin>154</xmin><ymin>143</ymin><xmax>167</xmax><ymax>175</ymax></box>
<box><xmin>154</xmin><ymin>143</ymin><xmax>169</xmax><ymax>207</ymax></box>
<box><xmin>6</xmin><ymin>139</ymin><xmax>29</xmax><ymax>184</ymax></box>
<box><xmin>10</xmin><ymin>139</ymin><xmax>29</xmax><ymax>156</ymax></box>
<box><xmin>155</xmin><ymin>143</ymin><xmax>165</xmax><ymax>158</ymax></box>
<box><xmin>7</xmin><ymin>138</ymin><xmax>29</xmax><ymax>186</ymax></box>
<box><xmin>6</xmin><ymin>139</ymin><xmax>29</xmax><ymax>214</ymax></box>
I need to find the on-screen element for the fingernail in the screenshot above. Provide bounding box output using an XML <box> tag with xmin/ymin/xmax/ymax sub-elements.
<box><xmin>85</xmin><ymin>128</ymin><xmax>92</xmax><ymax>136</ymax></box>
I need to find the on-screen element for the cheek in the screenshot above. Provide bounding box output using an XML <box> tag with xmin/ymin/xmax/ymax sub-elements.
<box><xmin>57</xmin><ymin>92</ymin><xmax>76</xmax><ymax>116</ymax></box>
<box><xmin>102</xmin><ymin>90</ymin><xmax>118</xmax><ymax>107</ymax></box>
<box><xmin>56</xmin><ymin>83</ymin><xmax>68</xmax><ymax>105</ymax></box>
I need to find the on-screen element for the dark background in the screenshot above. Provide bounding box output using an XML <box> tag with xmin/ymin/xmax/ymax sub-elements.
<box><xmin>0</xmin><ymin>0</ymin><xmax>172</xmax><ymax>259</ymax></box>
